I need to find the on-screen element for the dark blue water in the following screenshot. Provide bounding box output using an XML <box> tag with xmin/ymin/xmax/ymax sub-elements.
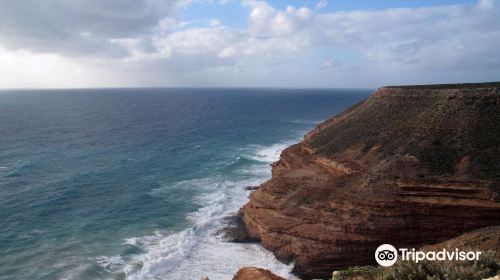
<box><xmin>0</xmin><ymin>88</ymin><xmax>370</xmax><ymax>280</ymax></box>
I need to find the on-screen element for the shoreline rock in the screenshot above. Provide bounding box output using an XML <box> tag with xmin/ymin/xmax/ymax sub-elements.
<box><xmin>216</xmin><ymin>213</ymin><xmax>256</xmax><ymax>243</ymax></box>
<box><xmin>232</xmin><ymin>267</ymin><xmax>286</xmax><ymax>280</ymax></box>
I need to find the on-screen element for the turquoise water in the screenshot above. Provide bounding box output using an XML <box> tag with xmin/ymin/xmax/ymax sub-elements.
<box><xmin>0</xmin><ymin>88</ymin><xmax>370</xmax><ymax>280</ymax></box>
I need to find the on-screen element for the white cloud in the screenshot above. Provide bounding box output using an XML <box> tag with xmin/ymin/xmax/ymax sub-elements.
<box><xmin>210</xmin><ymin>19</ymin><xmax>221</xmax><ymax>27</ymax></box>
<box><xmin>322</xmin><ymin>58</ymin><xmax>341</xmax><ymax>69</ymax></box>
<box><xmin>0</xmin><ymin>47</ymin><xmax>134</xmax><ymax>88</ymax></box>
<box><xmin>478</xmin><ymin>0</ymin><xmax>495</xmax><ymax>10</ymax></box>
<box><xmin>0</xmin><ymin>0</ymin><xmax>182</xmax><ymax>57</ymax></box>
<box><xmin>218</xmin><ymin>47</ymin><xmax>237</xmax><ymax>58</ymax></box>
<box><xmin>242</xmin><ymin>1</ymin><xmax>313</xmax><ymax>37</ymax></box>
<box><xmin>316</xmin><ymin>0</ymin><xmax>328</xmax><ymax>9</ymax></box>
<box><xmin>0</xmin><ymin>0</ymin><xmax>499</xmax><ymax>88</ymax></box>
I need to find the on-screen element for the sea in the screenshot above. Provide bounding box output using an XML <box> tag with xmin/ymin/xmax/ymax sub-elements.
<box><xmin>0</xmin><ymin>88</ymin><xmax>370</xmax><ymax>280</ymax></box>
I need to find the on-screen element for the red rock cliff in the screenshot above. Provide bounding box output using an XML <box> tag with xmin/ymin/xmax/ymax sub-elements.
<box><xmin>239</xmin><ymin>82</ymin><xmax>500</xmax><ymax>279</ymax></box>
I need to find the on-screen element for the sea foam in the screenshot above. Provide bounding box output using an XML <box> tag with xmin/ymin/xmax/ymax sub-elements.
<box><xmin>95</xmin><ymin>140</ymin><xmax>299</xmax><ymax>280</ymax></box>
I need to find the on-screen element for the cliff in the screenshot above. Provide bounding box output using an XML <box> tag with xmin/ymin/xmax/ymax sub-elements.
<box><xmin>239</xmin><ymin>82</ymin><xmax>500</xmax><ymax>279</ymax></box>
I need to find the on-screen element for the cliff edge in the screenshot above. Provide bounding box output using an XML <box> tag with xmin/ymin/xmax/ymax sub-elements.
<box><xmin>239</xmin><ymin>82</ymin><xmax>500</xmax><ymax>278</ymax></box>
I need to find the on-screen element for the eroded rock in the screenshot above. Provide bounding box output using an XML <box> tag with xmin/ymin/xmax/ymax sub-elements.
<box><xmin>232</xmin><ymin>267</ymin><xmax>285</xmax><ymax>280</ymax></box>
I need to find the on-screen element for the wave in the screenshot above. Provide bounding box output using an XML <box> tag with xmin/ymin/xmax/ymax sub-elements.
<box><xmin>5</xmin><ymin>160</ymin><xmax>33</xmax><ymax>178</ymax></box>
<box><xmin>92</xmin><ymin>139</ymin><xmax>300</xmax><ymax>280</ymax></box>
<box><xmin>290</xmin><ymin>118</ymin><xmax>324</xmax><ymax>125</ymax></box>
<box><xmin>244</xmin><ymin>143</ymin><xmax>290</xmax><ymax>163</ymax></box>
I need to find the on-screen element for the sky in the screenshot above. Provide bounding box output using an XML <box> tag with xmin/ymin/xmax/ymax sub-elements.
<box><xmin>0</xmin><ymin>0</ymin><xmax>498</xmax><ymax>89</ymax></box>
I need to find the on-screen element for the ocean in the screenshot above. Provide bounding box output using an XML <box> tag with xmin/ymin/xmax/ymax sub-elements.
<box><xmin>0</xmin><ymin>88</ymin><xmax>370</xmax><ymax>280</ymax></box>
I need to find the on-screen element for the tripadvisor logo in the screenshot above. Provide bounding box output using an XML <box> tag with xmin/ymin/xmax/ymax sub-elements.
<box><xmin>374</xmin><ymin>244</ymin><xmax>482</xmax><ymax>267</ymax></box>
<box><xmin>375</xmin><ymin>244</ymin><xmax>398</xmax><ymax>266</ymax></box>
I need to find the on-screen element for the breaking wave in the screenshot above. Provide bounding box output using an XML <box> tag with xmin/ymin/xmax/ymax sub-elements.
<box><xmin>94</xmin><ymin>140</ymin><xmax>300</xmax><ymax>280</ymax></box>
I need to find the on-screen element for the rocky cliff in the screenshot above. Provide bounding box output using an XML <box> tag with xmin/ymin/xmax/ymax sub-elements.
<box><xmin>239</xmin><ymin>82</ymin><xmax>500</xmax><ymax>279</ymax></box>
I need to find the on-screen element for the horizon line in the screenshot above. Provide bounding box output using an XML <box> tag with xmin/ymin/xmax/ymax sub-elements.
<box><xmin>0</xmin><ymin>86</ymin><xmax>377</xmax><ymax>91</ymax></box>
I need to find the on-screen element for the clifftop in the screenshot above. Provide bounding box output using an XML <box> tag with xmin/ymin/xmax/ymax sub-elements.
<box><xmin>383</xmin><ymin>81</ymin><xmax>500</xmax><ymax>89</ymax></box>
<box><xmin>382</xmin><ymin>82</ymin><xmax>500</xmax><ymax>89</ymax></box>
<box><xmin>305</xmin><ymin>83</ymin><xmax>500</xmax><ymax>179</ymax></box>
<box><xmin>239</xmin><ymin>82</ymin><xmax>500</xmax><ymax>279</ymax></box>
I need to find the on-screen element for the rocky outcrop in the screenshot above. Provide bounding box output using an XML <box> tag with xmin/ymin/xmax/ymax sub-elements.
<box><xmin>239</xmin><ymin>82</ymin><xmax>500</xmax><ymax>279</ymax></box>
<box><xmin>232</xmin><ymin>267</ymin><xmax>285</xmax><ymax>280</ymax></box>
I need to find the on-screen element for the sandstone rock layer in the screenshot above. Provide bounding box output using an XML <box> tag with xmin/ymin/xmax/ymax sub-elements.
<box><xmin>240</xmin><ymin>83</ymin><xmax>500</xmax><ymax>279</ymax></box>
<box><xmin>232</xmin><ymin>267</ymin><xmax>285</xmax><ymax>280</ymax></box>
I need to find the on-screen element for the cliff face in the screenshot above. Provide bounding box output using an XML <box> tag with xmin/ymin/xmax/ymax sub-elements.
<box><xmin>239</xmin><ymin>83</ymin><xmax>500</xmax><ymax>279</ymax></box>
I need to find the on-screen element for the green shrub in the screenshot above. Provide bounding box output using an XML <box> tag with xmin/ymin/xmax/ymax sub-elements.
<box><xmin>333</xmin><ymin>266</ymin><xmax>379</xmax><ymax>280</ymax></box>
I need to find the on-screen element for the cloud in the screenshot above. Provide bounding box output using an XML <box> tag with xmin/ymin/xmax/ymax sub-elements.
<box><xmin>0</xmin><ymin>0</ymin><xmax>499</xmax><ymax>88</ymax></box>
<box><xmin>315</xmin><ymin>0</ymin><xmax>328</xmax><ymax>10</ymax></box>
<box><xmin>234</xmin><ymin>0</ymin><xmax>500</xmax><ymax>85</ymax></box>
<box><xmin>478</xmin><ymin>0</ymin><xmax>495</xmax><ymax>10</ymax></box>
<box><xmin>0</xmin><ymin>0</ymin><xmax>181</xmax><ymax>57</ymax></box>
<box><xmin>322</xmin><ymin>58</ymin><xmax>342</xmax><ymax>69</ymax></box>
<box><xmin>242</xmin><ymin>1</ymin><xmax>313</xmax><ymax>38</ymax></box>
<box><xmin>312</xmin><ymin>2</ymin><xmax>500</xmax><ymax>74</ymax></box>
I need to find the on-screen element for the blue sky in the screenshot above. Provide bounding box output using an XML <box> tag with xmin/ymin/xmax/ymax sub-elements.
<box><xmin>0</xmin><ymin>0</ymin><xmax>498</xmax><ymax>88</ymax></box>
<box><xmin>181</xmin><ymin>0</ymin><xmax>478</xmax><ymax>27</ymax></box>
